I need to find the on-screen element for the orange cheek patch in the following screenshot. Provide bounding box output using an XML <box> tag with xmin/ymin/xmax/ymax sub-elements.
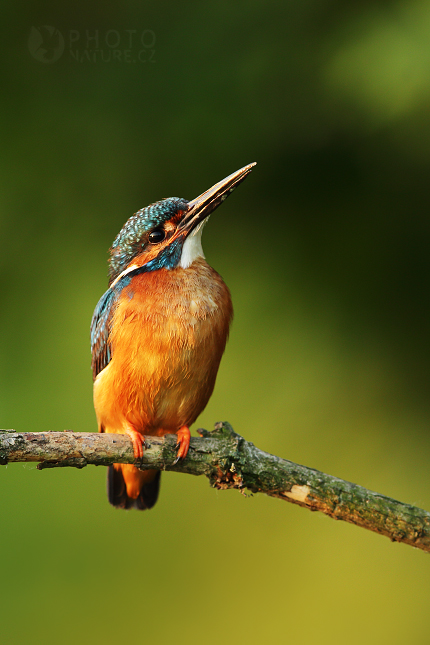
<box><xmin>130</xmin><ymin>248</ymin><xmax>160</xmax><ymax>267</ymax></box>
<box><xmin>166</xmin><ymin>210</ymin><xmax>186</xmax><ymax>227</ymax></box>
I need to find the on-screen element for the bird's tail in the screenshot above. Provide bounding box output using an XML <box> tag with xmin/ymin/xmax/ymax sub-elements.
<box><xmin>107</xmin><ymin>464</ymin><xmax>161</xmax><ymax>510</ymax></box>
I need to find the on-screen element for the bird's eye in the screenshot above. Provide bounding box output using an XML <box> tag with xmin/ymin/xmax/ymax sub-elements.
<box><xmin>148</xmin><ymin>228</ymin><xmax>165</xmax><ymax>244</ymax></box>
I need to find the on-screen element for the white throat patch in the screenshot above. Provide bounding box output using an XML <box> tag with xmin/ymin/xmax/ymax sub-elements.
<box><xmin>179</xmin><ymin>219</ymin><xmax>207</xmax><ymax>269</ymax></box>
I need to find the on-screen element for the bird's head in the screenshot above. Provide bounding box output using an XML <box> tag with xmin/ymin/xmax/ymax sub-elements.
<box><xmin>108</xmin><ymin>163</ymin><xmax>256</xmax><ymax>285</ymax></box>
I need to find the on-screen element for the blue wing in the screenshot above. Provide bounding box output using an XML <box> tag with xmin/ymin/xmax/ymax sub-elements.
<box><xmin>90</xmin><ymin>287</ymin><xmax>118</xmax><ymax>380</ymax></box>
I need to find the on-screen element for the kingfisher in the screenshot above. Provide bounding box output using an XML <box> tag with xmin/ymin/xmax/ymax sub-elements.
<box><xmin>91</xmin><ymin>163</ymin><xmax>256</xmax><ymax>509</ymax></box>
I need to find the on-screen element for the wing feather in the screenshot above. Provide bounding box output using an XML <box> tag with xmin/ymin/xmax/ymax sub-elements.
<box><xmin>90</xmin><ymin>287</ymin><xmax>118</xmax><ymax>380</ymax></box>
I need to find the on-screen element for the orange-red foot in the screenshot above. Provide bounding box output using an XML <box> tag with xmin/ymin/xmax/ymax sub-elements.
<box><xmin>123</xmin><ymin>426</ymin><xmax>146</xmax><ymax>461</ymax></box>
<box><xmin>174</xmin><ymin>426</ymin><xmax>191</xmax><ymax>464</ymax></box>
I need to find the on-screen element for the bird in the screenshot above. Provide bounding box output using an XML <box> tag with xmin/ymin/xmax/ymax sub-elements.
<box><xmin>91</xmin><ymin>163</ymin><xmax>256</xmax><ymax>510</ymax></box>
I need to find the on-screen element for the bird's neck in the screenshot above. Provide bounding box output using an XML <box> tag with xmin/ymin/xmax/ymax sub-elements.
<box><xmin>178</xmin><ymin>221</ymin><xmax>206</xmax><ymax>269</ymax></box>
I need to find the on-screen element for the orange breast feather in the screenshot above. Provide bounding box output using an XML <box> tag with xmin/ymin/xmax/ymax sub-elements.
<box><xmin>93</xmin><ymin>258</ymin><xmax>233</xmax><ymax>437</ymax></box>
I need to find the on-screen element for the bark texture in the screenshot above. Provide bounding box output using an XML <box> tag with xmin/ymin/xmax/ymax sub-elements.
<box><xmin>1</xmin><ymin>422</ymin><xmax>429</xmax><ymax>553</ymax></box>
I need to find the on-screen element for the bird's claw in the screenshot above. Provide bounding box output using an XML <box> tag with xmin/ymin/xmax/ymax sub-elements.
<box><xmin>124</xmin><ymin>427</ymin><xmax>146</xmax><ymax>462</ymax></box>
<box><xmin>173</xmin><ymin>425</ymin><xmax>191</xmax><ymax>463</ymax></box>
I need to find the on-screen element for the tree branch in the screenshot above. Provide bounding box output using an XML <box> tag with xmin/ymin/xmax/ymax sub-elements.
<box><xmin>1</xmin><ymin>422</ymin><xmax>429</xmax><ymax>553</ymax></box>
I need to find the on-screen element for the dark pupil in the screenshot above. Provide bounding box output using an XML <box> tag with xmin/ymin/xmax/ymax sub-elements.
<box><xmin>148</xmin><ymin>228</ymin><xmax>165</xmax><ymax>244</ymax></box>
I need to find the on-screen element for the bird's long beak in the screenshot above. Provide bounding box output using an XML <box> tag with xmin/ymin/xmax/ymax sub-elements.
<box><xmin>177</xmin><ymin>162</ymin><xmax>256</xmax><ymax>238</ymax></box>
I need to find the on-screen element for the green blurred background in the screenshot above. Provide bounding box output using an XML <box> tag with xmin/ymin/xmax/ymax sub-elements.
<box><xmin>1</xmin><ymin>1</ymin><xmax>430</xmax><ymax>643</ymax></box>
